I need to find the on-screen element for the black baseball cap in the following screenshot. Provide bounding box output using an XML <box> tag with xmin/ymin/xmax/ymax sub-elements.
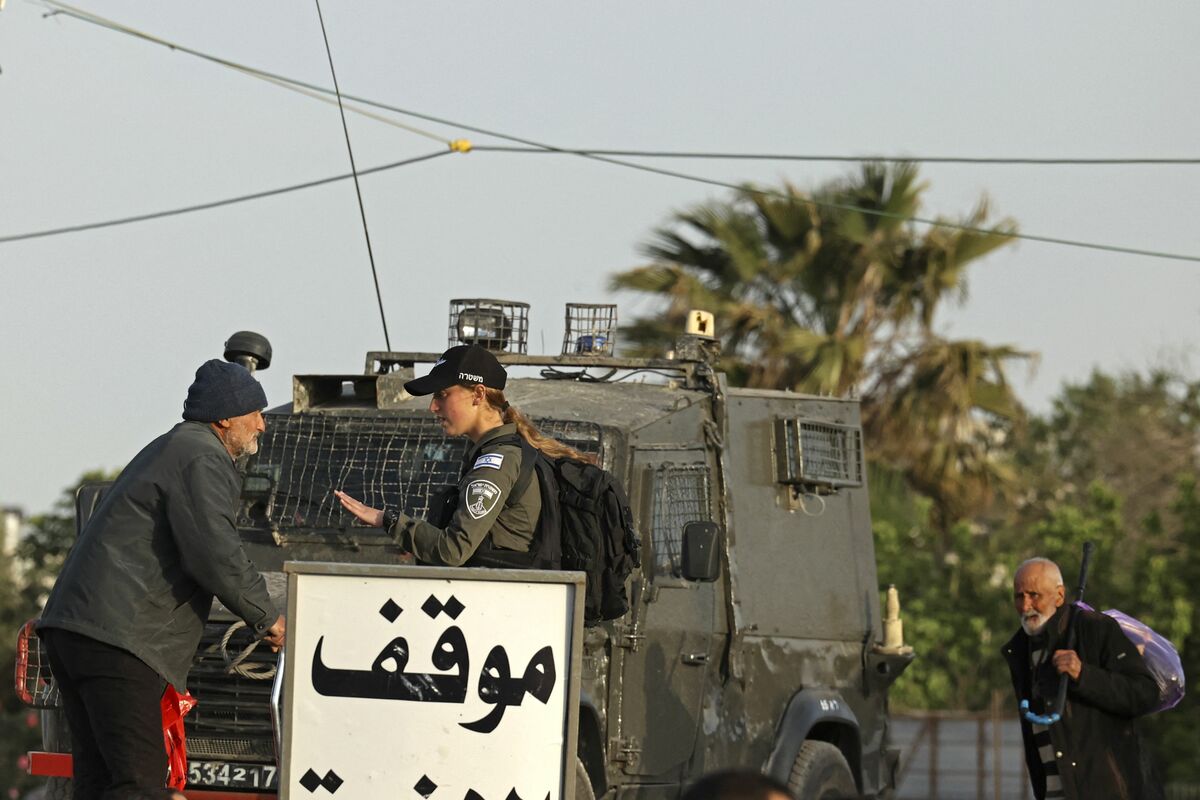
<box><xmin>404</xmin><ymin>344</ymin><xmax>508</xmax><ymax>396</ymax></box>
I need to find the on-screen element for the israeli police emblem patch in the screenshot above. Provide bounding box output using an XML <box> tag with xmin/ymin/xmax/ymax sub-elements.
<box><xmin>464</xmin><ymin>479</ymin><xmax>502</xmax><ymax>519</ymax></box>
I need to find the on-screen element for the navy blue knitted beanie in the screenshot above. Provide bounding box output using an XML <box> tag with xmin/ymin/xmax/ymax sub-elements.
<box><xmin>182</xmin><ymin>359</ymin><xmax>268</xmax><ymax>422</ymax></box>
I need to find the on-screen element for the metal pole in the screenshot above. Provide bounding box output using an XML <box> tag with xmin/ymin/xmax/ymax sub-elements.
<box><xmin>894</xmin><ymin>716</ymin><xmax>927</xmax><ymax>790</ymax></box>
<box><xmin>929</xmin><ymin>716</ymin><xmax>939</xmax><ymax>800</ymax></box>
<box><xmin>976</xmin><ymin>715</ymin><xmax>986</xmax><ymax>800</ymax></box>
<box><xmin>991</xmin><ymin>691</ymin><xmax>1003</xmax><ymax>800</ymax></box>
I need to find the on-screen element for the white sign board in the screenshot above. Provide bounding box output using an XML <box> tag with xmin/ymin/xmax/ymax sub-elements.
<box><xmin>282</xmin><ymin>563</ymin><xmax>584</xmax><ymax>800</ymax></box>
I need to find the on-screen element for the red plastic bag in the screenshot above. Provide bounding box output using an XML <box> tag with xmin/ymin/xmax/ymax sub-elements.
<box><xmin>161</xmin><ymin>686</ymin><xmax>198</xmax><ymax>791</ymax></box>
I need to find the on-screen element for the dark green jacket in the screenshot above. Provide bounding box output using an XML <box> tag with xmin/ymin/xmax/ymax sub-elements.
<box><xmin>390</xmin><ymin>423</ymin><xmax>541</xmax><ymax>566</ymax></box>
<box><xmin>38</xmin><ymin>421</ymin><xmax>277</xmax><ymax>690</ymax></box>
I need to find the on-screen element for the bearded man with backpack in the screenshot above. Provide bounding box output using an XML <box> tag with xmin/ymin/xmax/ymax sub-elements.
<box><xmin>1002</xmin><ymin>557</ymin><xmax>1163</xmax><ymax>800</ymax></box>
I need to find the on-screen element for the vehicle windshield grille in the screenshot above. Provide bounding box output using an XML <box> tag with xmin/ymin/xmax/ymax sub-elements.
<box><xmin>239</xmin><ymin>414</ymin><xmax>603</xmax><ymax>531</ymax></box>
<box><xmin>185</xmin><ymin>621</ymin><xmax>276</xmax><ymax>761</ymax></box>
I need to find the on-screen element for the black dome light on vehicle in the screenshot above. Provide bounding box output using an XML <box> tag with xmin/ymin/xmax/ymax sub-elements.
<box><xmin>223</xmin><ymin>331</ymin><xmax>273</xmax><ymax>373</ymax></box>
<box><xmin>448</xmin><ymin>299</ymin><xmax>529</xmax><ymax>353</ymax></box>
<box><xmin>562</xmin><ymin>303</ymin><xmax>617</xmax><ymax>356</ymax></box>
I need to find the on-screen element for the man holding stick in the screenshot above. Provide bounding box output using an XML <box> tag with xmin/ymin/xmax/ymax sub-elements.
<box><xmin>1002</xmin><ymin>557</ymin><xmax>1160</xmax><ymax>800</ymax></box>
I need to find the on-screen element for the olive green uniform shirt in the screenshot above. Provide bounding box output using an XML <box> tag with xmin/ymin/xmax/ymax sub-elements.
<box><xmin>389</xmin><ymin>423</ymin><xmax>541</xmax><ymax>566</ymax></box>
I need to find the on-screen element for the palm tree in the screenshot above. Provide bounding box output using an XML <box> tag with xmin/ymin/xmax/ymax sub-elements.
<box><xmin>612</xmin><ymin>162</ymin><xmax>1032</xmax><ymax>532</ymax></box>
<box><xmin>866</xmin><ymin>338</ymin><xmax>1032</xmax><ymax>533</ymax></box>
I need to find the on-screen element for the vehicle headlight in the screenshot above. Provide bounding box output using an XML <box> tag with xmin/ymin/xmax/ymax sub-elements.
<box><xmin>456</xmin><ymin>308</ymin><xmax>512</xmax><ymax>350</ymax></box>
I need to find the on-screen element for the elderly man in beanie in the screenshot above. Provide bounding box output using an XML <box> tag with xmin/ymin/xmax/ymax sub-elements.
<box><xmin>38</xmin><ymin>360</ymin><xmax>285</xmax><ymax>800</ymax></box>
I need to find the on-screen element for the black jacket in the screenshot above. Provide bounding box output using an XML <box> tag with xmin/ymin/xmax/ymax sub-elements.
<box><xmin>1001</xmin><ymin>605</ymin><xmax>1161</xmax><ymax>800</ymax></box>
<box><xmin>38</xmin><ymin>421</ymin><xmax>277</xmax><ymax>690</ymax></box>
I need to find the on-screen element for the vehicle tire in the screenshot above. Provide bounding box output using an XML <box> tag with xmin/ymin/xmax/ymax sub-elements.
<box><xmin>574</xmin><ymin>755</ymin><xmax>596</xmax><ymax>800</ymax></box>
<box><xmin>44</xmin><ymin>777</ymin><xmax>72</xmax><ymax>800</ymax></box>
<box><xmin>787</xmin><ymin>741</ymin><xmax>857</xmax><ymax>800</ymax></box>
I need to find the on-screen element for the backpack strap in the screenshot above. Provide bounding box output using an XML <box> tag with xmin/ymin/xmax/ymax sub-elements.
<box><xmin>507</xmin><ymin>439</ymin><xmax>538</xmax><ymax>508</ymax></box>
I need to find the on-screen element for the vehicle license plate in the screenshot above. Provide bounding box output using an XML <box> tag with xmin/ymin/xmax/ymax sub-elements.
<box><xmin>187</xmin><ymin>760</ymin><xmax>278</xmax><ymax>790</ymax></box>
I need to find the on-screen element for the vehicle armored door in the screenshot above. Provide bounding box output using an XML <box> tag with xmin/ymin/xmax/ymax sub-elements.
<box><xmin>614</xmin><ymin>449</ymin><xmax>717</xmax><ymax>780</ymax></box>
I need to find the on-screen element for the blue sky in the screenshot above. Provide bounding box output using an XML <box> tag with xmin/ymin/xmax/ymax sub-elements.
<box><xmin>2</xmin><ymin>1</ymin><xmax>1199</xmax><ymax>514</ymax></box>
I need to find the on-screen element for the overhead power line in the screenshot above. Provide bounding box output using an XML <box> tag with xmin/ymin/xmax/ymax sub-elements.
<box><xmin>35</xmin><ymin>2</ymin><xmax>1200</xmax><ymax>167</ymax></box>
<box><xmin>6</xmin><ymin>145</ymin><xmax>1199</xmax><ymax>265</ymax></box>
<box><xmin>472</xmin><ymin>146</ymin><xmax>1200</xmax><ymax>166</ymax></box>
<box><xmin>0</xmin><ymin>150</ymin><xmax>452</xmax><ymax>244</ymax></box>
<box><xmin>465</xmin><ymin>148</ymin><xmax>1200</xmax><ymax>264</ymax></box>
<box><xmin>36</xmin><ymin>0</ymin><xmax>451</xmax><ymax>144</ymax></box>
<box><xmin>14</xmin><ymin>0</ymin><xmax>1200</xmax><ymax>265</ymax></box>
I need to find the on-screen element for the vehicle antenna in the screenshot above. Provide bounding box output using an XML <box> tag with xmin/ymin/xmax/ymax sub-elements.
<box><xmin>313</xmin><ymin>0</ymin><xmax>392</xmax><ymax>350</ymax></box>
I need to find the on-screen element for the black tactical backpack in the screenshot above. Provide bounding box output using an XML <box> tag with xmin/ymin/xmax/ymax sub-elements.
<box><xmin>509</xmin><ymin>439</ymin><xmax>641</xmax><ymax>625</ymax></box>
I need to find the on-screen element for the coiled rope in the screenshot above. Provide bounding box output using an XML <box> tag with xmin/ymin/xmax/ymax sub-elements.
<box><xmin>219</xmin><ymin>621</ymin><xmax>277</xmax><ymax>680</ymax></box>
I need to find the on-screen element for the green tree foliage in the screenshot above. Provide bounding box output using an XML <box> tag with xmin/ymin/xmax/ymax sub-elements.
<box><xmin>1021</xmin><ymin>369</ymin><xmax>1200</xmax><ymax>549</ymax></box>
<box><xmin>612</xmin><ymin>163</ymin><xmax>1032</xmax><ymax>534</ymax></box>
<box><xmin>871</xmin><ymin>466</ymin><xmax>1014</xmax><ymax>710</ymax></box>
<box><xmin>1</xmin><ymin>470</ymin><xmax>117</xmax><ymax>799</ymax></box>
<box><xmin>1141</xmin><ymin>477</ymin><xmax>1200</xmax><ymax>781</ymax></box>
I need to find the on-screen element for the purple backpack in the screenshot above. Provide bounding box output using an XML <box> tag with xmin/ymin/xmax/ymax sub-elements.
<box><xmin>1078</xmin><ymin>602</ymin><xmax>1186</xmax><ymax>713</ymax></box>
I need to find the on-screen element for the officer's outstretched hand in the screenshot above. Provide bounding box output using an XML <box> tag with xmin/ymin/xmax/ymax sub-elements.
<box><xmin>334</xmin><ymin>490</ymin><xmax>384</xmax><ymax>528</ymax></box>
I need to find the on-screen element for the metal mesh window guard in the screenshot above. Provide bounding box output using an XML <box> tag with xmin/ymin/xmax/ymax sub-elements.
<box><xmin>774</xmin><ymin>418</ymin><xmax>863</xmax><ymax>489</ymax></box>
<box><xmin>239</xmin><ymin>414</ymin><xmax>602</xmax><ymax>531</ymax></box>
<box><xmin>561</xmin><ymin>303</ymin><xmax>617</xmax><ymax>356</ymax></box>
<box><xmin>651</xmin><ymin>464</ymin><xmax>711</xmax><ymax>577</ymax></box>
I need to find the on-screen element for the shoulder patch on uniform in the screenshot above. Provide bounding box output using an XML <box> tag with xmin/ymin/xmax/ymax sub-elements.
<box><xmin>473</xmin><ymin>453</ymin><xmax>505</xmax><ymax>471</ymax></box>
<box><xmin>464</xmin><ymin>479</ymin><xmax>503</xmax><ymax>520</ymax></box>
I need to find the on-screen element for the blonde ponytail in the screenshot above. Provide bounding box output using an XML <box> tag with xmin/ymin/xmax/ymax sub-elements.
<box><xmin>483</xmin><ymin>388</ymin><xmax>595</xmax><ymax>464</ymax></box>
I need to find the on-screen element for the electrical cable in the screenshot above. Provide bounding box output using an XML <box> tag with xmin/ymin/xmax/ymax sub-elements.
<box><xmin>38</xmin><ymin>2</ymin><xmax>444</xmax><ymax>143</ymax></box>
<box><xmin>227</xmin><ymin>65</ymin><xmax>452</xmax><ymax>141</ymax></box>
<box><xmin>20</xmin><ymin>0</ymin><xmax>1200</xmax><ymax>264</ymax></box>
<box><xmin>612</xmin><ymin>369</ymin><xmax>690</xmax><ymax>383</ymax></box>
<box><xmin>472</xmin><ymin>145</ymin><xmax>1200</xmax><ymax>166</ymax></box>
<box><xmin>35</xmin><ymin>4</ymin><xmax>1200</xmax><ymax>166</ymax></box>
<box><xmin>471</xmin><ymin>147</ymin><xmax>1200</xmax><ymax>264</ymax></box>
<box><xmin>313</xmin><ymin>0</ymin><xmax>391</xmax><ymax>350</ymax></box>
<box><xmin>539</xmin><ymin>367</ymin><xmax>619</xmax><ymax>382</ymax></box>
<box><xmin>0</xmin><ymin>150</ymin><xmax>452</xmax><ymax>244</ymax></box>
<box><xmin>5</xmin><ymin>135</ymin><xmax>1197</xmax><ymax>268</ymax></box>
<box><xmin>36</xmin><ymin>0</ymin><xmax>451</xmax><ymax>145</ymax></box>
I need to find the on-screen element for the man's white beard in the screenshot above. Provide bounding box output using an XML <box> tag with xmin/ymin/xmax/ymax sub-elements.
<box><xmin>1021</xmin><ymin>611</ymin><xmax>1051</xmax><ymax>636</ymax></box>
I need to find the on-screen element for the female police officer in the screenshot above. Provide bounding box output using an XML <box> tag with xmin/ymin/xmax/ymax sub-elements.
<box><xmin>335</xmin><ymin>343</ymin><xmax>589</xmax><ymax>567</ymax></box>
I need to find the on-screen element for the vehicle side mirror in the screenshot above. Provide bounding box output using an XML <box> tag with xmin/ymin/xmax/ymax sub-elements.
<box><xmin>681</xmin><ymin>521</ymin><xmax>720</xmax><ymax>582</ymax></box>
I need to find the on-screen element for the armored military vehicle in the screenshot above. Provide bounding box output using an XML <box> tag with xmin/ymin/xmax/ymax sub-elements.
<box><xmin>17</xmin><ymin>299</ymin><xmax>914</xmax><ymax>799</ymax></box>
